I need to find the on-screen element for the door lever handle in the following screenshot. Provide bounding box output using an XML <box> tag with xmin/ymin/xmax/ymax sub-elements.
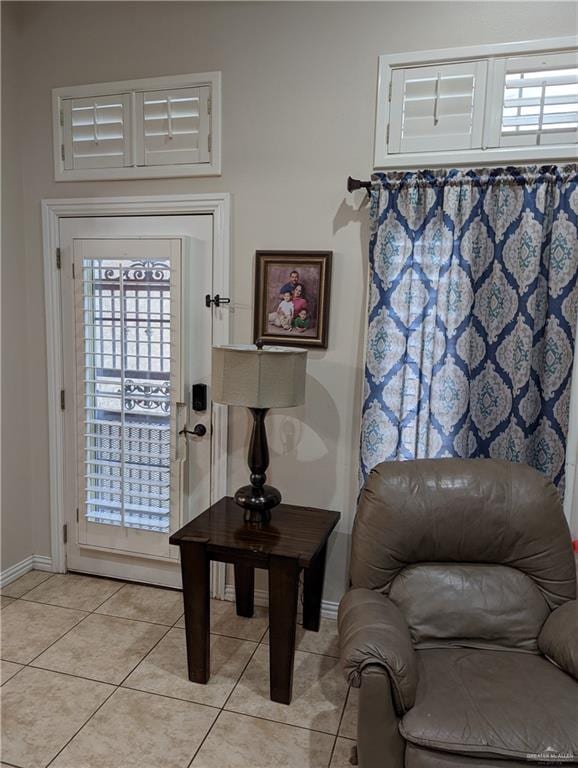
<box><xmin>205</xmin><ymin>294</ymin><xmax>231</xmax><ymax>308</ymax></box>
<box><xmin>180</xmin><ymin>423</ymin><xmax>207</xmax><ymax>438</ymax></box>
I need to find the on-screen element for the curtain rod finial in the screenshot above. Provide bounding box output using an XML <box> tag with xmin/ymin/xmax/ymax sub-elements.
<box><xmin>347</xmin><ymin>176</ymin><xmax>372</xmax><ymax>194</ymax></box>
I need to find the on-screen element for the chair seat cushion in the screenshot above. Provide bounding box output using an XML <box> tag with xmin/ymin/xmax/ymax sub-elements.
<box><xmin>405</xmin><ymin>744</ymin><xmax>546</xmax><ymax>768</ymax></box>
<box><xmin>400</xmin><ymin>649</ymin><xmax>578</xmax><ymax>763</ymax></box>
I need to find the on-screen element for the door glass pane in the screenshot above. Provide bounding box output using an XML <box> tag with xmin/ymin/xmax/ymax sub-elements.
<box><xmin>80</xmin><ymin>257</ymin><xmax>173</xmax><ymax>533</ymax></box>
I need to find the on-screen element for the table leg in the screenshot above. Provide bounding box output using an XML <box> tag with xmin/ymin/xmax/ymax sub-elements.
<box><xmin>234</xmin><ymin>562</ymin><xmax>255</xmax><ymax>617</ymax></box>
<box><xmin>180</xmin><ymin>541</ymin><xmax>210</xmax><ymax>683</ymax></box>
<box><xmin>268</xmin><ymin>555</ymin><xmax>299</xmax><ymax>704</ymax></box>
<box><xmin>302</xmin><ymin>543</ymin><xmax>327</xmax><ymax>632</ymax></box>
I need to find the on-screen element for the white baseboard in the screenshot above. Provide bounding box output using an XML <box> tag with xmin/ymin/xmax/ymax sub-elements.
<box><xmin>0</xmin><ymin>555</ymin><xmax>55</xmax><ymax>589</ymax></box>
<box><xmin>224</xmin><ymin>585</ymin><xmax>338</xmax><ymax>621</ymax></box>
<box><xmin>0</xmin><ymin>557</ymin><xmax>340</xmax><ymax>620</ymax></box>
<box><xmin>33</xmin><ymin>555</ymin><xmax>54</xmax><ymax>573</ymax></box>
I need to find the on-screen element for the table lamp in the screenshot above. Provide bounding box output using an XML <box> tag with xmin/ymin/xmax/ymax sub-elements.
<box><xmin>212</xmin><ymin>341</ymin><xmax>307</xmax><ymax>524</ymax></box>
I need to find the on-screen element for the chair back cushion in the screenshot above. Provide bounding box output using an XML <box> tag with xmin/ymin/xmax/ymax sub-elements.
<box><xmin>351</xmin><ymin>458</ymin><xmax>576</xmax><ymax>648</ymax></box>
<box><xmin>388</xmin><ymin>563</ymin><xmax>549</xmax><ymax>650</ymax></box>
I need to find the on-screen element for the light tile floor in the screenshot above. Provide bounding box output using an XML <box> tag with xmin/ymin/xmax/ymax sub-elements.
<box><xmin>1</xmin><ymin>571</ymin><xmax>356</xmax><ymax>768</ymax></box>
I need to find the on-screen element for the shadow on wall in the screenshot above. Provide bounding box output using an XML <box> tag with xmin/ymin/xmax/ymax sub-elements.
<box><xmin>227</xmin><ymin>367</ymin><xmax>354</xmax><ymax>601</ymax></box>
<box><xmin>257</xmin><ymin>371</ymin><xmax>341</xmax><ymax>510</ymax></box>
<box><xmin>333</xmin><ymin>188</ymin><xmax>372</xmax><ymax>488</ymax></box>
<box><xmin>332</xmin><ymin>189</ymin><xmax>371</xmax><ymax>237</ymax></box>
<box><xmin>228</xmin><ymin>189</ymin><xmax>371</xmax><ymax>512</ymax></box>
<box><xmin>226</xmin><ymin>190</ymin><xmax>371</xmax><ymax>603</ymax></box>
<box><xmin>271</xmin><ymin>371</ymin><xmax>356</xmax><ymax>604</ymax></box>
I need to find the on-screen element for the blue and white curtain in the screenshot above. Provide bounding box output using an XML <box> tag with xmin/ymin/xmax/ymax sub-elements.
<box><xmin>361</xmin><ymin>165</ymin><xmax>578</xmax><ymax>491</ymax></box>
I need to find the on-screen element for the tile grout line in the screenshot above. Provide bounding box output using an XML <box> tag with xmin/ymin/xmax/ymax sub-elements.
<box><xmin>15</xmin><ymin>597</ymin><xmax>91</xmax><ymax>611</ymax></box>
<box><xmin>184</xmin><ymin>709</ymin><xmax>223</xmax><ymax>768</ymax></box>
<box><xmin>17</xmin><ymin>577</ymin><xmax>181</xmax><ymax>627</ymax></box>
<box><xmin>2</xmin><ymin>577</ymin><xmax>164</xmax><ymax>669</ymax></box>
<box><xmin>7</xmin><ymin>663</ymin><xmax>118</xmax><ymax>688</ymax></box>
<box><xmin>13</xmin><ymin>602</ymin><xmax>173</xmax><ymax>669</ymax></box>
<box><xmin>119</xmin><ymin>683</ymin><xmax>222</xmax><ymax>712</ymax></box>
<box><xmin>17</xmin><ymin>579</ymin><xmax>124</xmax><ymax>616</ymax></box>
<box><xmin>173</xmin><ymin>615</ymin><xmax>272</xmax><ymax>644</ymax></box>
<box><xmin>217</xmin><ymin>624</ymin><xmax>346</xmax><ymax>738</ymax></box>
<box><xmin>14</xmin><ymin>575</ymin><xmax>125</xmax><ymax>763</ymax></box>
<box><xmin>16</xmin><ymin>594</ymin><xmax>183</xmax><ymax>628</ymax></box>
<box><xmin>84</xmin><ymin>608</ymin><xmax>181</xmax><ymax>628</ymax></box>
<box><xmin>4</xmin><ymin>575</ymin><xmax>346</xmax><ymax>766</ymax></box>
<box><xmin>185</xmin><ymin>623</ymin><xmax>268</xmax><ymax>768</ymax></box>
<box><xmin>1</xmin><ymin>614</ymin><xmax>172</xmax><ymax>670</ymax></box>
<box><xmin>259</xmin><ymin>639</ymin><xmax>339</xmax><ymax>660</ymax></box>
<box><xmin>20</xmin><ymin>611</ymin><xmax>93</xmax><ymax>668</ymax></box>
<box><xmin>18</xmin><ymin>656</ymin><xmax>344</xmax><ymax>740</ymax></box>
<box><xmin>2</xmin><ymin>621</ymin><xmax>258</xmax><ymax>673</ymax></box>
<box><xmin>114</xmin><ymin>622</ymin><xmax>264</xmax><ymax>693</ymax></box>
<box><xmin>220</xmin><ymin>624</ymin><xmax>267</xmax><ymax>712</ymax></box>
<box><xmin>327</xmin><ymin>737</ymin><xmax>339</xmax><ymax>766</ymax></box>
<box><xmin>43</xmin><ymin>681</ymin><xmax>119</xmax><ymax>768</ymax></box>
<box><xmin>3</xmin><ymin>582</ymin><xmax>184</xmax><ymax>668</ymax></box>
<box><xmin>1</xmin><ymin>576</ymin><xmax>166</xmax><ymax>767</ymax></box>
<box><xmin>84</xmin><ymin>580</ymin><xmax>126</xmax><ymax>612</ymax></box>
<box><xmin>0</xmin><ymin>571</ymin><xmax>57</xmax><ymax>600</ymax></box>
<box><xmin>338</xmin><ymin>687</ymin><xmax>352</xmax><ymax>736</ymax></box>
<box><xmin>4</xmin><ymin>587</ymin><xmax>183</xmax><ymax>765</ymax></box>
<box><xmin>4</xmin><ymin>572</ymin><xmax>119</xmax><ymax>624</ymax></box>
<box><xmin>222</xmin><ymin>631</ymin><xmax>347</xmax><ymax>744</ymax></box>
<box><xmin>222</xmin><ymin>708</ymin><xmax>345</xmax><ymax>738</ymax></box>
<box><xmin>0</xmin><ymin>664</ymin><xmax>26</xmax><ymax>688</ymax></box>
<box><xmin>6</xmin><ymin>587</ymin><xmax>337</xmax><ymax>672</ymax></box>
<box><xmin>116</xmin><ymin>623</ymin><xmax>173</xmax><ymax>688</ymax></box>
<box><xmin>327</xmin><ymin>685</ymin><xmax>352</xmax><ymax>767</ymax></box>
<box><xmin>42</xmin><ymin>617</ymin><xmax>175</xmax><ymax>767</ymax></box>
<box><xmin>66</xmin><ymin>570</ymin><xmax>183</xmax><ymax>594</ymax></box>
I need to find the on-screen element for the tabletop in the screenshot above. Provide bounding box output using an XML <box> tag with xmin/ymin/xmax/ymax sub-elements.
<box><xmin>170</xmin><ymin>496</ymin><xmax>340</xmax><ymax>567</ymax></box>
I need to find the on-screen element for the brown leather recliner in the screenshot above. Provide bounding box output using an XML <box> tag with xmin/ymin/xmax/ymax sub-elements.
<box><xmin>338</xmin><ymin>458</ymin><xmax>578</xmax><ymax>767</ymax></box>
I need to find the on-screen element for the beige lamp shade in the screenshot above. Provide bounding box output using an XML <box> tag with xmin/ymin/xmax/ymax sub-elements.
<box><xmin>212</xmin><ymin>344</ymin><xmax>307</xmax><ymax>408</ymax></box>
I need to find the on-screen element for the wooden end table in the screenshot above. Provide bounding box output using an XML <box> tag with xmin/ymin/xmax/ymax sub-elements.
<box><xmin>169</xmin><ymin>496</ymin><xmax>340</xmax><ymax>704</ymax></box>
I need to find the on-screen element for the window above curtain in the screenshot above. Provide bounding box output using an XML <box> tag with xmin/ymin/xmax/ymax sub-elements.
<box><xmin>375</xmin><ymin>38</ymin><xmax>577</xmax><ymax>169</ymax></box>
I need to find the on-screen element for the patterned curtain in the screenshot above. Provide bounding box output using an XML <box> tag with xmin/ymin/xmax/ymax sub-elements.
<box><xmin>361</xmin><ymin>165</ymin><xmax>578</xmax><ymax>492</ymax></box>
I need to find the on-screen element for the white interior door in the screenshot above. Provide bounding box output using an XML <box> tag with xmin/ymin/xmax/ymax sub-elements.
<box><xmin>60</xmin><ymin>215</ymin><xmax>214</xmax><ymax>586</ymax></box>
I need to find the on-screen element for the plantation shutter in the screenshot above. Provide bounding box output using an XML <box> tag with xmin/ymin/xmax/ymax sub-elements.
<box><xmin>486</xmin><ymin>51</ymin><xmax>578</xmax><ymax>148</ymax></box>
<box><xmin>62</xmin><ymin>94</ymin><xmax>131</xmax><ymax>170</ymax></box>
<box><xmin>135</xmin><ymin>86</ymin><xmax>211</xmax><ymax>166</ymax></box>
<box><xmin>76</xmin><ymin>241</ymin><xmax>181</xmax><ymax>536</ymax></box>
<box><xmin>388</xmin><ymin>60</ymin><xmax>488</xmax><ymax>154</ymax></box>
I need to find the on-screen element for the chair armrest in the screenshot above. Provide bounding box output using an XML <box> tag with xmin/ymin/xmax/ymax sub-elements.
<box><xmin>356</xmin><ymin>668</ymin><xmax>405</xmax><ymax>768</ymax></box>
<box><xmin>338</xmin><ymin>587</ymin><xmax>418</xmax><ymax>714</ymax></box>
<box><xmin>538</xmin><ymin>600</ymin><xmax>578</xmax><ymax>679</ymax></box>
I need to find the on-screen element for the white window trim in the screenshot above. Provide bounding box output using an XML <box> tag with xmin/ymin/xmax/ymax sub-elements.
<box><xmin>42</xmin><ymin>193</ymin><xmax>231</xmax><ymax>585</ymax></box>
<box><xmin>374</xmin><ymin>36</ymin><xmax>577</xmax><ymax>169</ymax></box>
<box><xmin>52</xmin><ymin>72</ymin><xmax>221</xmax><ymax>181</ymax></box>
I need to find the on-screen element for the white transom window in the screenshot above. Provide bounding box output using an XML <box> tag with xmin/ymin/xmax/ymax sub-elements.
<box><xmin>375</xmin><ymin>37</ymin><xmax>577</xmax><ymax>168</ymax></box>
<box><xmin>53</xmin><ymin>72</ymin><xmax>221</xmax><ymax>180</ymax></box>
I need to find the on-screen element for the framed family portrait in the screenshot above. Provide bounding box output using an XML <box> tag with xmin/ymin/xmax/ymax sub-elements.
<box><xmin>253</xmin><ymin>251</ymin><xmax>332</xmax><ymax>349</ymax></box>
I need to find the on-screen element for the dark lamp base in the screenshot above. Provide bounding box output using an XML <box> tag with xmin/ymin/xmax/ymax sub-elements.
<box><xmin>237</xmin><ymin>406</ymin><xmax>283</xmax><ymax>524</ymax></box>
<box><xmin>234</xmin><ymin>484</ymin><xmax>282</xmax><ymax>524</ymax></box>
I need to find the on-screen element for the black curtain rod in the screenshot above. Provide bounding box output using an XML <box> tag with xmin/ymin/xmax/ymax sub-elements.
<box><xmin>347</xmin><ymin>176</ymin><xmax>372</xmax><ymax>194</ymax></box>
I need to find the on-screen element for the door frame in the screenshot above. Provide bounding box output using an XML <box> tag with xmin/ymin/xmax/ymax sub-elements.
<box><xmin>42</xmin><ymin>193</ymin><xmax>231</xmax><ymax>595</ymax></box>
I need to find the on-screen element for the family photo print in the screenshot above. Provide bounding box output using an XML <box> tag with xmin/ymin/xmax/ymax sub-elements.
<box><xmin>253</xmin><ymin>251</ymin><xmax>332</xmax><ymax>348</ymax></box>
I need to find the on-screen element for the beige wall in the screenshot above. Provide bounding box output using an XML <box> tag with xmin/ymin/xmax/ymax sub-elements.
<box><xmin>1</xmin><ymin>2</ymin><xmax>575</xmax><ymax>600</ymax></box>
<box><xmin>2</xmin><ymin>4</ymin><xmax>34</xmax><ymax>568</ymax></box>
